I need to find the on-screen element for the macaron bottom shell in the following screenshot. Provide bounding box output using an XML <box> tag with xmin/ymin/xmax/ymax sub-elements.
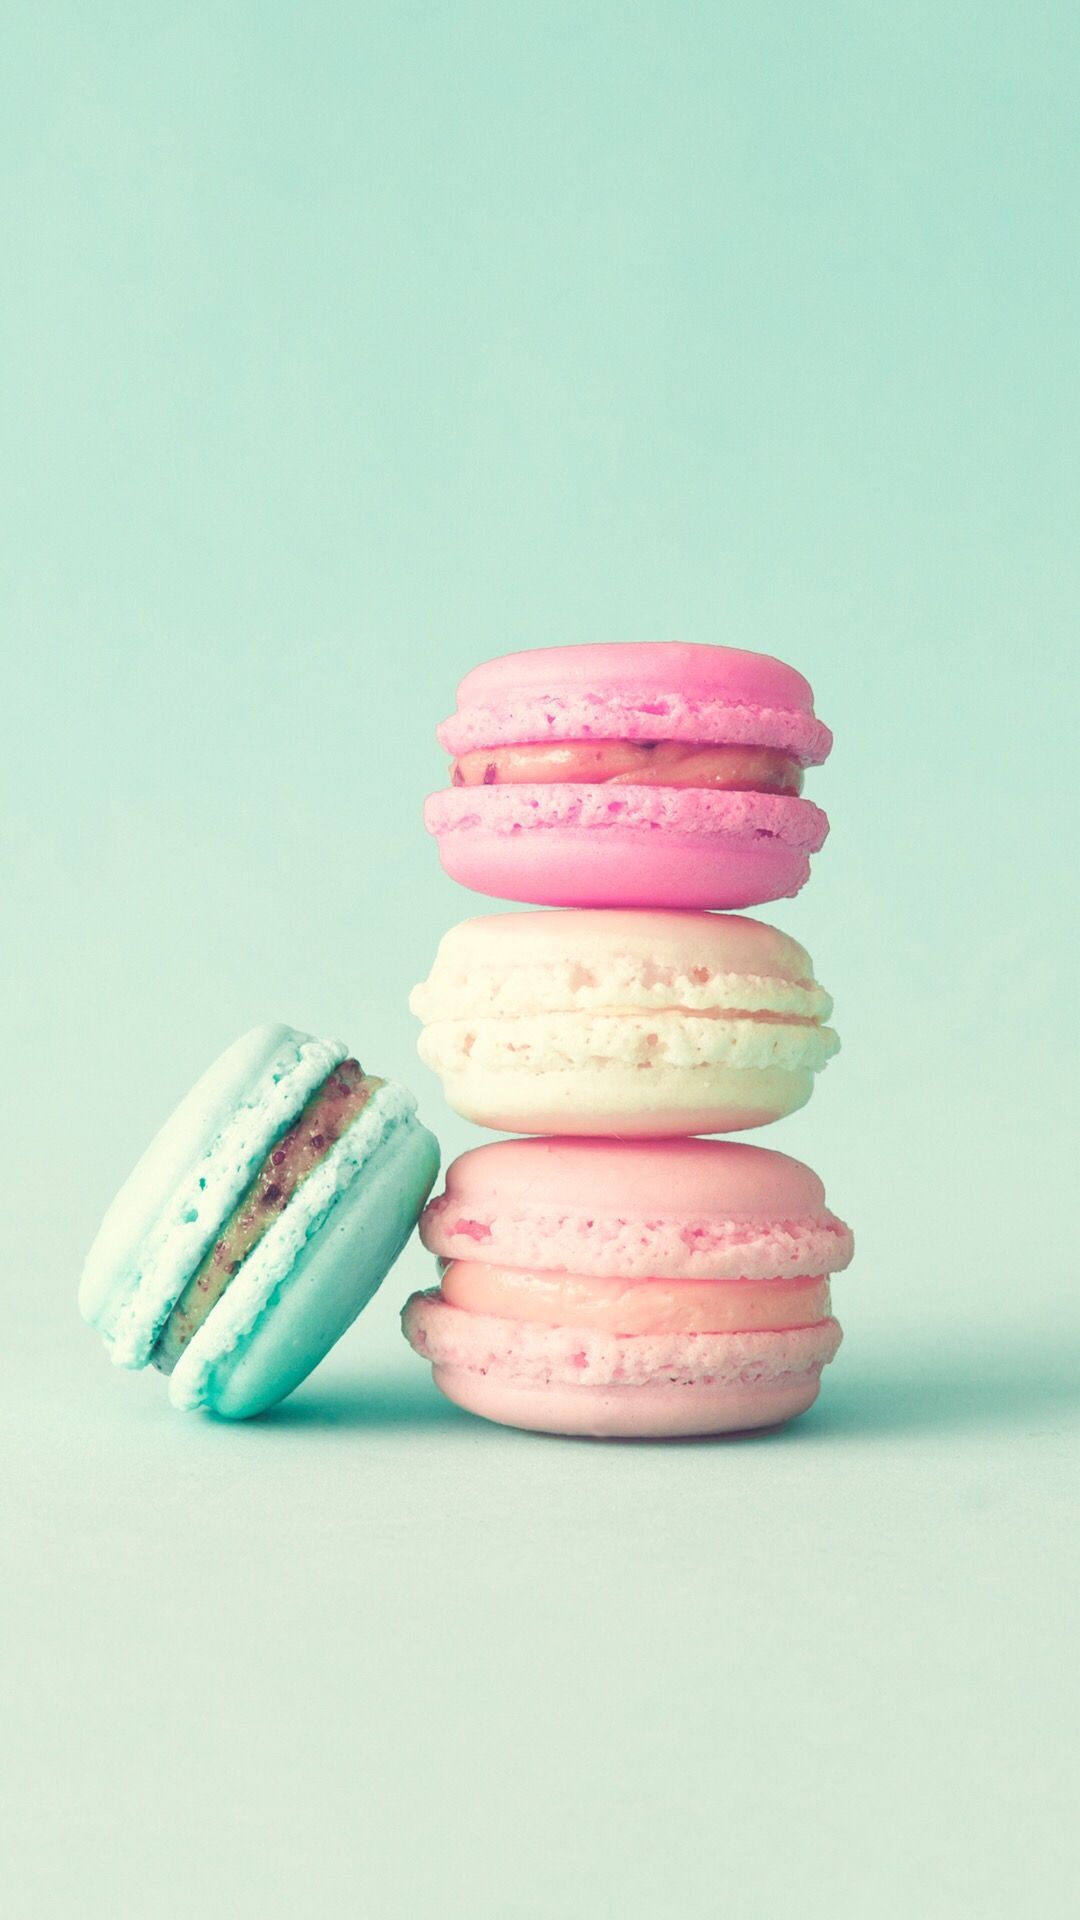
<box><xmin>432</xmin><ymin>814</ymin><xmax>814</xmax><ymax>911</ymax></box>
<box><xmin>432</xmin><ymin>1365</ymin><xmax>825</xmax><ymax>1439</ymax></box>
<box><xmin>435</xmin><ymin>1060</ymin><xmax>815</xmax><ymax>1137</ymax></box>
<box><xmin>403</xmin><ymin>1292</ymin><xmax>842</xmax><ymax>1440</ymax></box>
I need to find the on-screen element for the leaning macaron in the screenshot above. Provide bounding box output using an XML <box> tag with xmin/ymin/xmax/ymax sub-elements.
<box><xmin>425</xmin><ymin>643</ymin><xmax>832</xmax><ymax>910</ymax></box>
<box><xmin>411</xmin><ymin>908</ymin><xmax>838</xmax><ymax>1137</ymax></box>
<box><xmin>79</xmin><ymin>1023</ymin><xmax>439</xmax><ymax>1418</ymax></box>
<box><xmin>403</xmin><ymin>1137</ymin><xmax>853</xmax><ymax>1438</ymax></box>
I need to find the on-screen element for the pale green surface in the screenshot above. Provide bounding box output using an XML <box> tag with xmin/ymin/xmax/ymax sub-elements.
<box><xmin>2</xmin><ymin>6</ymin><xmax>1078</xmax><ymax>1916</ymax></box>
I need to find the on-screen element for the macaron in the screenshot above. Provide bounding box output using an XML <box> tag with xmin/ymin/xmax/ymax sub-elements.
<box><xmin>425</xmin><ymin>642</ymin><xmax>832</xmax><ymax>910</ymax></box>
<box><xmin>79</xmin><ymin>1023</ymin><xmax>439</xmax><ymax>1418</ymax></box>
<box><xmin>402</xmin><ymin>1137</ymin><xmax>853</xmax><ymax>1438</ymax></box>
<box><xmin>411</xmin><ymin>908</ymin><xmax>838</xmax><ymax>1136</ymax></box>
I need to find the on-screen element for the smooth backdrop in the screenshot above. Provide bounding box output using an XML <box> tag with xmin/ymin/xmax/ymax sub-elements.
<box><xmin>3</xmin><ymin>6</ymin><xmax>1078</xmax><ymax>1917</ymax></box>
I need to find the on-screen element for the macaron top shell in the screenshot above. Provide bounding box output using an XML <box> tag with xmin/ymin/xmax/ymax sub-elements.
<box><xmin>79</xmin><ymin>1024</ymin><xmax>345</xmax><ymax>1369</ymax></box>
<box><xmin>421</xmin><ymin>1137</ymin><xmax>854</xmax><ymax>1282</ymax></box>
<box><xmin>437</xmin><ymin>642</ymin><xmax>832</xmax><ymax>766</ymax></box>
<box><xmin>411</xmin><ymin>908</ymin><xmax>831</xmax><ymax>1024</ymax></box>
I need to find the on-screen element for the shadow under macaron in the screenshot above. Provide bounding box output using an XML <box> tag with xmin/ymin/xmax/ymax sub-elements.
<box><xmin>250</xmin><ymin>1367</ymin><xmax>464</xmax><ymax>1432</ymax></box>
<box><xmin>245</xmin><ymin>1331</ymin><xmax>1080</xmax><ymax>1444</ymax></box>
<box><xmin>805</xmin><ymin>1336</ymin><xmax>1080</xmax><ymax>1441</ymax></box>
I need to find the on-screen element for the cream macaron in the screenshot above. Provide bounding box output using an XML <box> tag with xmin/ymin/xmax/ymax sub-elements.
<box><xmin>410</xmin><ymin>909</ymin><xmax>839</xmax><ymax>1137</ymax></box>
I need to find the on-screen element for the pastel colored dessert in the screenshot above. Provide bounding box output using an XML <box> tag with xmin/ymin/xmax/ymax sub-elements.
<box><xmin>425</xmin><ymin>642</ymin><xmax>832</xmax><ymax>909</ymax></box>
<box><xmin>411</xmin><ymin>908</ymin><xmax>838</xmax><ymax>1136</ymax></box>
<box><xmin>402</xmin><ymin>1137</ymin><xmax>853</xmax><ymax>1438</ymax></box>
<box><xmin>79</xmin><ymin>1024</ymin><xmax>439</xmax><ymax>1418</ymax></box>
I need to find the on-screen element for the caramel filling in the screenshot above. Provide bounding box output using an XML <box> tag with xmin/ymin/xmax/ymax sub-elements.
<box><xmin>450</xmin><ymin>740</ymin><xmax>803</xmax><ymax>793</ymax></box>
<box><xmin>153</xmin><ymin>1059</ymin><xmax>382</xmax><ymax>1374</ymax></box>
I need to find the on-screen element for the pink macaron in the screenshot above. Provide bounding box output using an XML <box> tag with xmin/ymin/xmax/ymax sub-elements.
<box><xmin>402</xmin><ymin>1136</ymin><xmax>853</xmax><ymax>1439</ymax></box>
<box><xmin>425</xmin><ymin>642</ymin><xmax>832</xmax><ymax>910</ymax></box>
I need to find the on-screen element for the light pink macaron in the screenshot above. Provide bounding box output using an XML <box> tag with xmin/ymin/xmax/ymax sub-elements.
<box><xmin>402</xmin><ymin>1137</ymin><xmax>853</xmax><ymax>1439</ymax></box>
<box><xmin>425</xmin><ymin>643</ymin><xmax>832</xmax><ymax>910</ymax></box>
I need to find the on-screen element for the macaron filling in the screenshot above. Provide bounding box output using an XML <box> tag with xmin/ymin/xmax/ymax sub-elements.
<box><xmin>450</xmin><ymin>740</ymin><xmax>803</xmax><ymax>794</ymax></box>
<box><xmin>152</xmin><ymin>1059</ymin><xmax>382</xmax><ymax>1373</ymax></box>
<box><xmin>438</xmin><ymin>1259</ymin><xmax>831</xmax><ymax>1334</ymax></box>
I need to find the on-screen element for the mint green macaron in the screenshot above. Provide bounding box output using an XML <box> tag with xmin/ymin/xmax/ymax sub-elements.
<box><xmin>79</xmin><ymin>1023</ymin><xmax>439</xmax><ymax>1418</ymax></box>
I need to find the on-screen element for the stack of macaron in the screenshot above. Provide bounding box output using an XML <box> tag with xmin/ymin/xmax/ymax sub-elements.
<box><xmin>404</xmin><ymin>642</ymin><xmax>853</xmax><ymax>1437</ymax></box>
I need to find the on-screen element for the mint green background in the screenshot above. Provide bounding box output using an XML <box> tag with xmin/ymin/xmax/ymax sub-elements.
<box><xmin>3</xmin><ymin>7</ymin><xmax>1077</xmax><ymax>1917</ymax></box>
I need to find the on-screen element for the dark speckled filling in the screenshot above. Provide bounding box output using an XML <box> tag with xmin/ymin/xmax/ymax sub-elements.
<box><xmin>152</xmin><ymin>1061</ymin><xmax>381</xmax><ymax>1374</ymax></box>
